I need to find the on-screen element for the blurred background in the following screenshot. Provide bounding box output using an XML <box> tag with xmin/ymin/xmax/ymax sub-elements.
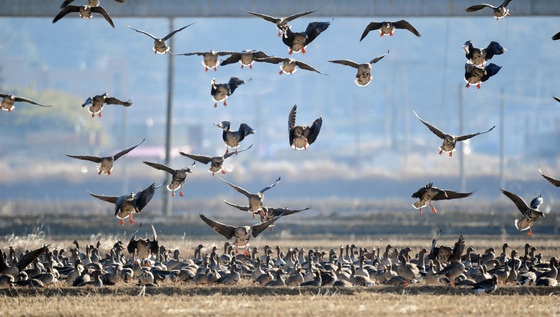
<box><xmin>0</xmin><ymin>0</ymin><xmax>559</xmax><ymax>236</ymax></box>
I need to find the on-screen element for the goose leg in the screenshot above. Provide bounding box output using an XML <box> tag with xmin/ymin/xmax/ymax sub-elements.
<box><xmin>527</xmin><ymin>228</ymin><xmax>533</xmax><ymax>236</ymax></box>
<box><xmin>214</xmin><ymin>102</ymin><xmax>218</xmax><ymax>108</ymax></box>
<box><xmin>476</xmin><ymin>84</ymin><xmax>481</xmax><ymax>89</ymax></box>
<box><xmin>223</xmin><ymin>100</ymin><xmax>227</xmax><ymax>106</ymax></box>
<box><xmin>129</xmin><ymin>214</ymin><xmax>135</xmax><ymax>224</ymax></box>
<box><xmin>179</xmin><ymin>190</ymin><xmax>184</xmax><ymax>197</ymax></box>
<box><xmin>465</xmin><ymin>83</ymin><xmax>470</xmax><ymax>88</ymax></box>
<box><xmin>449</xmin><ymin>152</ymin><xmax>453</xmax><ymax>157</ymax></box>
<box><xmin>439</xmin><ymin>149</ymin><xmax>443</xmax><ymax>155</ymax></box>
<box><xmin>119</xmin><ymin>219</ymin><xmax>125</xmax><ymax>225</ymax></box>
<box><xmin>301</xmin><ymin>47</ymin><xmax>306</xmax><ymax>54</ymax></box>
<box><xmin>429</xmin><ymin>202</ymin><xmax>438</xmax><ymax>213</ymax></box>
<box><xmin>221</xmin><ymin>170</ymin><xmax>226</xmax><ymax>174</ymax></box>
<box><xmin>172</xmin><ymin>192</ymin><xmax>176</xmax><ymax>197</ymax></box>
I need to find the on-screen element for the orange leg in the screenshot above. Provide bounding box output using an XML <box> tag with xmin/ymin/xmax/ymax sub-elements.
<box><xmin>277</xmin><ymin>32</ymin><xmax>281</xmax><ymax>37</ymax></box>
<box><xmin>449</xmin><ymin>152</ymin><xmax>453</xmax><ymax>157</ymax></box>
<box><xmin>289</xmin><ymin>49</ymin><xmax>293</xmax><ymax>55</ymax></box>
<box><xmin>205</xmin><ymin>67</ymin><xmax>209</xmax><ymax>72</ymax></box>
<box><xmin>465</xmin><ymin>83</ymin><xmax>470</xmax><ymax>88</ymax></box>
<box><xmin>91</xmin><ymin>113</ymin><xmax>95</xmax><ymax>118</ymax></box>
<box><xmin>119</xmin><ymin>219</ymin><xmax>125</xmax><ymax>225</ymax></box>
<box><xmin>476</xmin><ymin>84</ymin><xmax>481</xmax><ymax>89</ymax></box>
<box><xmin>429</xmin><ymin>202</ymin><xmax>438</xmax><ymax>213</ymax></box>
<box><xmin>249</xmin><ymin>64</ymin><xmax>252</xmax><ymax>69</ymax></box>
<box><xmin>172</xmin><ymin>192</ymin><xmax>176</xmax><ymax>197</ymax></box>
<box><xmin>221</xmin><ymin>170</ymin><xmax>226</xmax><ymax>174</ymax></box>
<box><xmin>214</xmin><ymin>102</ymin><xmax>218</xmax><ymax>108</ymax></box>
<box><xmin>390</xmin><ymin>32</ymin><xmax>393</xmax><ymax>36</ymax></box>
<box><xmin>223</xmin><ymin>100</ymin><xmax>227</xmax><ymax>106</ymax></box>
<box><xmin>301</xmin><ymin>47</ymin><xmax>306</xmax><ymax>54</ymax></box>
<box><xmin>527</xmin><ymin>228</ymin><xmax>533</xmax><ymax>236</ymax></box>
<box><xmin>213</xmin><ymin>67</ymin><xmax>217</xmax><ymax>71</ymax></box>
<box><xmin>279</xmin><ymin>70</ymin><xmax>283</xmax><ymax>75</ymax></box>
<box><xmin>179</xmin><ymin>190</ymin><xmax>184</xmax><ymax>197</ymax></box>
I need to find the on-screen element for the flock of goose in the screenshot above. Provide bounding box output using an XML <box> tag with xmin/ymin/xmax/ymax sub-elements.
<box><xmin>1</xmin><ymin>0</ymin><xmax>560</xmax><ymax>293</ymax></box>
<box><xmin>0</xmin><ymin>234</ymin><xmax>558</xmax><ymax>292</ymax></box>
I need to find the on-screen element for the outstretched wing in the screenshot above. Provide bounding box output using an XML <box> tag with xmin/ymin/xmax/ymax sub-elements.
<box><xmin>456</xmin><ymin>126</ymin><xmax>495</xmax><ymax>141</ymax></box>
<box><xmin>104</xmin><ymin>97</ymin><xmax>132</xmax><ymax>107</ymax></box>
<box><xmin>295</xmin><ymin>60</ymin><xmax>322</xmax><ymax>74</ymax></box>
<box><xmin>251</xmin><ymin>215</ymin><xmax>283</xmax><ymax>237</ymax></box>
<box><xmin>370</xmin><ymin>50</ymin><xmax>390</xmax><ymax>64</ymax></box>
<box><xmin>265</xmin><ymin>206</ymin><xmax>310</xmax><ymax>218</ymax></box>
<box><xmin>329</xmin><ymin>59</ymin><xmax>360</xmax><ymax>69</ymax></box>
<box><xmin>259</xmin><ymin>177</ymin><xmax>281</xmax><ymax>194</ymax></box>
<box><xmin>199</xmin><ymin>214</ymin><xmax>236</xmax><ymax>239</ymax></box>
<box><xmin>240</xmin><ymin>8</ymin><xmax>280</xmax><ymax>23</ymax></box>
<box><xmin>392</xmin><ymin>20</ymin><xmax>421</xmax><ymax>37</ymax></box>
<box><xmin>66</xmin><ymin>154</ymin><xmax>103</xmax><ymax>163</ymax></box>
<box><xmin>127</xmin><ymin>25</ymin><xmax>158</xmax><ymax>40</ymax></box>
<box><xmin>304</xmin><ymin>21</ymin><xmax>330</xmax><ymax>45</ymax></box>
<box><xmin>501</xmin><ymin>189</ymin><xmax>530</xmax><ymax>215</ymax></box>
<box><xmin>220</xmin><ymin>177</ymin><xmax>252</xmax><ymax>197</ymax></box>
<box><xmin>113</xmin><ymin>138</ymin><xmax>145</xmax><ymax>161</ymax></box>
<box><xmin>539</xmin><ymin>169</ymin><xmax>560</xmax><ymax>187</ymax></box>
<box><xmin>90</xmin><ymin>6</ymin><xmax>115</xmax><ymax>28</ymax></box>
<box><xmin>465</xmin><ymin>4</ymin><xmax>495</xmax><ymax>12</ymax></box>
<box><xmin>220</xmin><ymin>53</ymin><xmax>242</xmax><ymax>66</ymax></box>
<box><xmin>223</xmin><ymin>200</ymin><xmax>251</xmax><ymax>211</ymax></box>
<box><xmin>13</xmin><ymin>96</ymin><xmax>51</xmax><ymax>107</ymax></box>
<box><xmin>16</xmin><ymin>246</ymin><xmax>50</xmax><ymax>272</ymax></box>
<box><xmin>359</xmin><ymin>21</ymin><xmax>383</xmax><ymax>42</ymax></box>
<box><xmin>307</xmin><ymin>117</ymin><xmax>323</xmax><ymax>146</ymax></box>
<box><xmin>179</xmin><ymin>152</ymin><xmax>213</xmax><ymax>165</ymax></box>
<box><xmin>52</xmin><ymin>5</ymin><xmax>80</xmax><ymax>24</ymax></box>
<box><xmin>413</xmin><ymin>110</ymin><xmax>447</xmax><ymax>140</ymax></box>
<box><xmin>162</xmin><ymin>22</ymin><xmax>195</xmax><ymax>41</ymax></box>
<box><xmin>135</xmin><ymin>183</ymin><xmax>156</xmax><ymax>211</ymax></box>
<box><xmin>143</xmin><ymin>161</ymin><xmax>175</xmax><ymax>174</ymax></box>
<box><xmin>89</xmin><ymin>193</ymin><xmax>119</xmax><ymax>204</ymax></box>
<box><xmin>433</xmin><ymin>190</ymin><xmax>473</xmax><ymax>201</ymax></box>
<box><xmin>289</xmin><ymin>105</ymin><xmax>297</xmax><ymax>145</ymax></box>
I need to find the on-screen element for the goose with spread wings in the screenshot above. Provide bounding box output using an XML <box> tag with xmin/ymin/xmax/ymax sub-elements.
<box><xmin>500</xmin><ymin>189</ymin><xmax>546</xmax><ymax>236</ymax></box>
<box><xmin>210</xmin><ymin>77</ymin><xmax>247</xmax><ymax>108</ymax></box>
<box><xmin>412</xmin><ymin>183</ymin><xmax>473</xmax><ymax>215</ymax></box>
<box><xmin>221</xmin><ymin>176</ymin><xmax>282</xmax><ymax>217</ymax></box>
<box><xmin>215</xmin><ymin>121</ymin><xmax>255</xmax><ymax>154</ymax></box>
<box><xmin>465</xmin><ymin>0</ymin><xmax>512</xmax><ymax>20</ymax></box>
<box><xmin>539</xmin><ymin>169</ymin><xmax>560</xmax><ymax>187</ymax></box>
<box><xmin>462</xmin><ymin>40</ymin><xmax>506</xmax><ymax>67</ymax></box>
<box><xmin>241</xmin><ymin>8</ymin><xmax>318</xmax><ymax>37</ymax></box>
<box><xmin>219</xmin><ymin>50</ymin><xmax>271</xmax><ymax>69</ymax></box>
<box><xmin>464</xmin><ymin>63</ymin><xmax>502</xmax><ymax>89</ymax></box>
<box><xmin>278</xmin><ymin>21</ymin><xmax>330</xmax><ymax>54</ymax></box>
<box><xmin>0</xmin><ymin>93</ymin><xmax>51</xmax><ymax>112</ymax></box>
<box><xmin>53</xmin><ymin>4</ymin><xmax>115</xmax><ymax>27</ymax></box>
<box><xmin>67</xmin><ymin>139</ymin><xmax>144</xmax><ymax>175</ymax></box>
<box><xmin>359</xmin><ymin>20</ymin><xmax>420</xmax><ymax>41</ymax></box>
<box><xmin>289</xmin><ymin>105</ymin><xmax>322</xmax><ymax>150</ymax></box>
<box><xmin>199</xmin><ymin>214</ymin><xmax>282</xmax><ymax>255</ymax></box>
<box><xmin>127</xmin><ymin>23</ymin><xmax>194</xmax><ymax>54</ymax></box>
<box><xmin>89</xmin><ymin>182</ymin><xmax>160</xmax><ymax>225</ymax></box>
<box><xmin>256</xmin><ymin>57</ymin><xmax>322</xmax><ymax>75</ymax></box>
<box><xmin>413</xmin><ymin>110</ymin><xmax>495</xmax><ymax>156</ymax></box>
<box><xmin>225</xmin><ymin>201</ymin><xmax>309</xmax><ymax>229</ymax></box>
<box><xmin>329</xmin><ymin>50</ymin><xmax>389</xmax><ymax>87</ymax></box>
<box><xmin>180</xmin><ymin>144</ymin><xmax>252</xmax><ymax>175</ymax></box>
<box><xmin>81</xmin><ymin>93</ymin><xmax>132</xmax><ymax>118</ymax></box>
<box><xmin>174</xmin><ymin>50</ymin><xmax>236</xmax><ymax>72</ymax></box>
<box><xmin>143</xmin><ymin>161</ymin><xmax>195</xmax><ymax>197</ymax></box>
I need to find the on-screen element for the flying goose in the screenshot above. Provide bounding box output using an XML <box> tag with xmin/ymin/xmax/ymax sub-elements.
<box><xmin>241</xmin><ymin>8</ymin><xmax>318</xmax><ymax>37</ymax></box>
<box><xmin>462</xmin><ymin>40</ymin><xmax>506</xmax><ymax>67</ymax></box>
<box><xmin>500</xmin><ymin>189</ymin><xmax>546</xmax><ymax>236</ymax></box>
<box><xmin>553</xmin><ymin>32</ymin><xmax>560</xmax><ymax>41</ymax></box>
<box><xmin>278</xmin><ymin>21</ymin><xmax>330</xmax><ymax>54</ymax></box>
<box><xmin>67</xmin><ymin>138</ymin><xmax>144</xmax><ymax>175</ymax></box>
<box><xmin>329</xmin><ymin>50</ymin><xmax>389</xmax><ymax>87</ymax></box>
<box><xmin>215</xmin><ymin>121</ymin><xmax>255</xmax><ymax>154</ymax></box>
<box><xmin>413</xmin><ymin>110</ymin><xmax>495</xmax><ymax>156</ymax></box>
<box><xmin>221</xmin><ymin>176</ymin><xmax>282</xmax><ymax>217</ymax></box>
<box><xmin>127</xmin><ymin>23</ymin><xmax>195</xmax><ymax>54</ymax></box>
<box><xmin>179</xmin><ymin>144</ymin><xmax>252</xmax><ymax>175</ymax></box>
<box><xmin>143</xmin><ymin>161</ymin><xmax>195</xmax><ymax>197</ymax></box>
<box><xmin>127</xmin><ymin>224</ymin><xmax>159</xmax><ymax>260</ymax></box>
<box><xmin>81</xmin><ymin>93</ymin><xmax>132</xmax><ymax>118</ymax></box>
<box><xmin>52</xmin><ymin>4</ymin><xmax>115</xmax><ymax>27</ymax></box>
<box><xmin>89</xmin><ymin>182</ymin><xmax>159</xmax><ymax>225</ymax></box>
<box><xmin>224</xmin><ymin>202</ymin><xmax>310</xmax><ymax>227</ymax></box>
<box><xmin>199</xmin><ymin>214</ymin><xmax>282</xmax><ymax>255</ymax></box>
<box><xmin>0</xmin><ymin>93</ymin><xmax>51</xmax><ymax>112</ymax></box>
<box><xmin>210</xmin><ymin>77</ymin><xmax>247</xmax><ymax>107</ymax></box>
<box><xmin>412</xmin><ymin>183</ymin><xmax>473</xmax><ymax>214</ymax></box>
<box><xmin>464</xmin><ymin>63</ymin><xmax>502</xmax><ymax>89</ymax></box>
<box><xmin>174</xmin><ymin>50</ymin><xmax>236</xmax><ymax>71</ymax></box>
<box><xmin>359</xmin><ymin>20</ymin><xmax>420</xmax><ymax>41</ymax></box>
<box><xmin>289</xmin><ymin>105</ymin><xmax>322</xmax><ymax>150</ymax></box>
<box><xmin>465</xmin><ymin>0</ymin><xmax>512</xmax><ymax>19</ymax></box>
<box><xmin>255</xmin><ymin>57</ymin><xmax>322</xmax><ymax>75</ymax></box>
<box><xmin>219</xmin><ymin>50</ymin><xmax>271</xmax><ymax>69</ymax></box>
<box><xmin>60</xmin><ymin>0</ymin><xmax>125</xmax><ymax>8</ymax></box>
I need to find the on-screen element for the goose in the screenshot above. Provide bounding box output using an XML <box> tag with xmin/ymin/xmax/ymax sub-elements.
<box><xmin>462</xmin><ymin>40</ymin><xmax>506</xmax><ymax>67</ymax></box>
<box><xmin>539</xmin><ymin>169</ymin><xmax>560</xmax><ymax>187</ymax></box>
<box><xmin>179</xmin><ymin>144</ymin><xmax>252</xmax><ymax>175</ymax></box>
<box><xmin>289</xmin><ymin>105</ymin><xmax>322</xmax><ymax>150</ymax></box>
<box><xmin>219</xmin><ymin>50</ymin><xmax>271</xmax><ymax>69</ymax></box>
<box><xmin>52</xmin><ymin>4</ymin><xmax>115</xmax><ymax>27</ymax></box>
<box><xmin>329</xmin><ymin>50</ymin><xmax>389</xmax><ymax>87</ymax></box>
<box><xmin>127</xmin><ymin>224</ymin><xmax>159</xmax><ymax>260</ymax></box>
<box><xmin>464</xmin><ymin>63</ymin><xmax>502</xmax><ymax>88</ymax></box>
<box><xmin>500</xmin><ymin>189</ymin><xmax>546</xmax><ymax>236</ymax></box>
<box><xmin>215</xmin><ymin>121</ymin><xmax>255</xmax><ymax>154</ymax></box>
<box><xmin>224</xmin><ymin>203</ymin><xmax>309</xmax><ymax>227</ymax></box>
<box><xmin>174</xmin><ymin>50</ymin><xmax>236</xmax><ymax>71</ymax></box>
<box><xmin>472</xmin><ymin>274</ymin><xmax>498</xmax><ymax>294</ymax></box>
<box><xmin>143</xmin><ymin>161</ymin><xmax>195</xmax><ymax>197</ymax></box>
<box><xmin>67</xmin><ymin>138</ymin><xmax>144</xmax><ymax>175</ymax></box>
<box><xmin>0</xmin><ymin>93</ymin><xmax>51</xmax><ymax>112</ymax></box>
<box><xmin>241</xmin><ymin>8</ymin><xmax>318</xmax><ymax>37</ymax></box>
<box><xmin>412</xmin><ymin>183</ymin><xmax>473</xmax><ymax>214</ymax></box>
<box><xmin>255</xmin><ymin>57</ymin><xmax>322</xmax><ymax>75</ymax></box>
<box><xmin>278</xmin><ymin>21</ymin><xmax>330</xmax><ymax>54</ymax></box>
<box><xmin>438</xmin><ymin>260</ymin><xmax>465</xmax><ymax>287</ymax></box>
<box><xmin>413</xmin><ymin>110</ymin><xmax>495</xmax><ymax>156</ymax></box>
<box><xmin>89</xmin><ymin>182</ymin><xmax>159</xmax><ymax>225</ymax></box>
<box><xmin>198</xmin><ymin>214</ymin><xmax>282</xmax><ymax>255</ymax></box>
<box><xmin>465</xmin><ymin>0</ymin><xmax>512</xmax><ymax>19</ymax></box>
<box><xmin>359</xmin><ymin>20</ymin><xmax>420</xmax><ymax>41</ymax></box>
<box><xmin>127</xmin><ymin>23</ymin><xmax>195</xmax><ymax>54</ymax></box>
<box><xmin>300</xmin><ymin>269</ymin><xmax>322</xmax><ymax>287</ymax></box>
<box><xmin>265</xmin><ymin>268</ymin><xmax>285</xmax><ymax>287</ymax></box>
<box><xmin>80</xmin><ymin>93</ymin><xmax>132</xmax><ymax>118</ymax></box>
<box><xmin>0</xmin><ymin>246</ymin><xmax>49</xmax><ymax>278</ymax></box>
<box><xmin>210</xmin><ymin>77</ymin><xmax>247</xmax><ymax>107</ymax></box>
<box><xmin>220</xmin><ymin>176</ymin><xmax>282</xmax><ymax>216</ymax></box>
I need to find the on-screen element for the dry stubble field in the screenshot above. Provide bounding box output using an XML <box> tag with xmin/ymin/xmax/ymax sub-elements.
<box><xmin>1</xmin><ymin>235</ymin><xmax>559</xmax><ymax>316</ymax></box>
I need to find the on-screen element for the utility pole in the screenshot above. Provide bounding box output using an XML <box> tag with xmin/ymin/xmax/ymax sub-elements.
<box><xmin>162</xmin><ymin>17</ymin><xmax>175</xmax><ymax>217</ymax></box>
<box><xmin>458</xmin><ymin>84</ymin><xmax>466</xmax><ymax>192</ymax></box>
<box><xmin>499</xmin><ymin>89</ymin><xmax>505</xmax><ymax>189</ymax></box>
